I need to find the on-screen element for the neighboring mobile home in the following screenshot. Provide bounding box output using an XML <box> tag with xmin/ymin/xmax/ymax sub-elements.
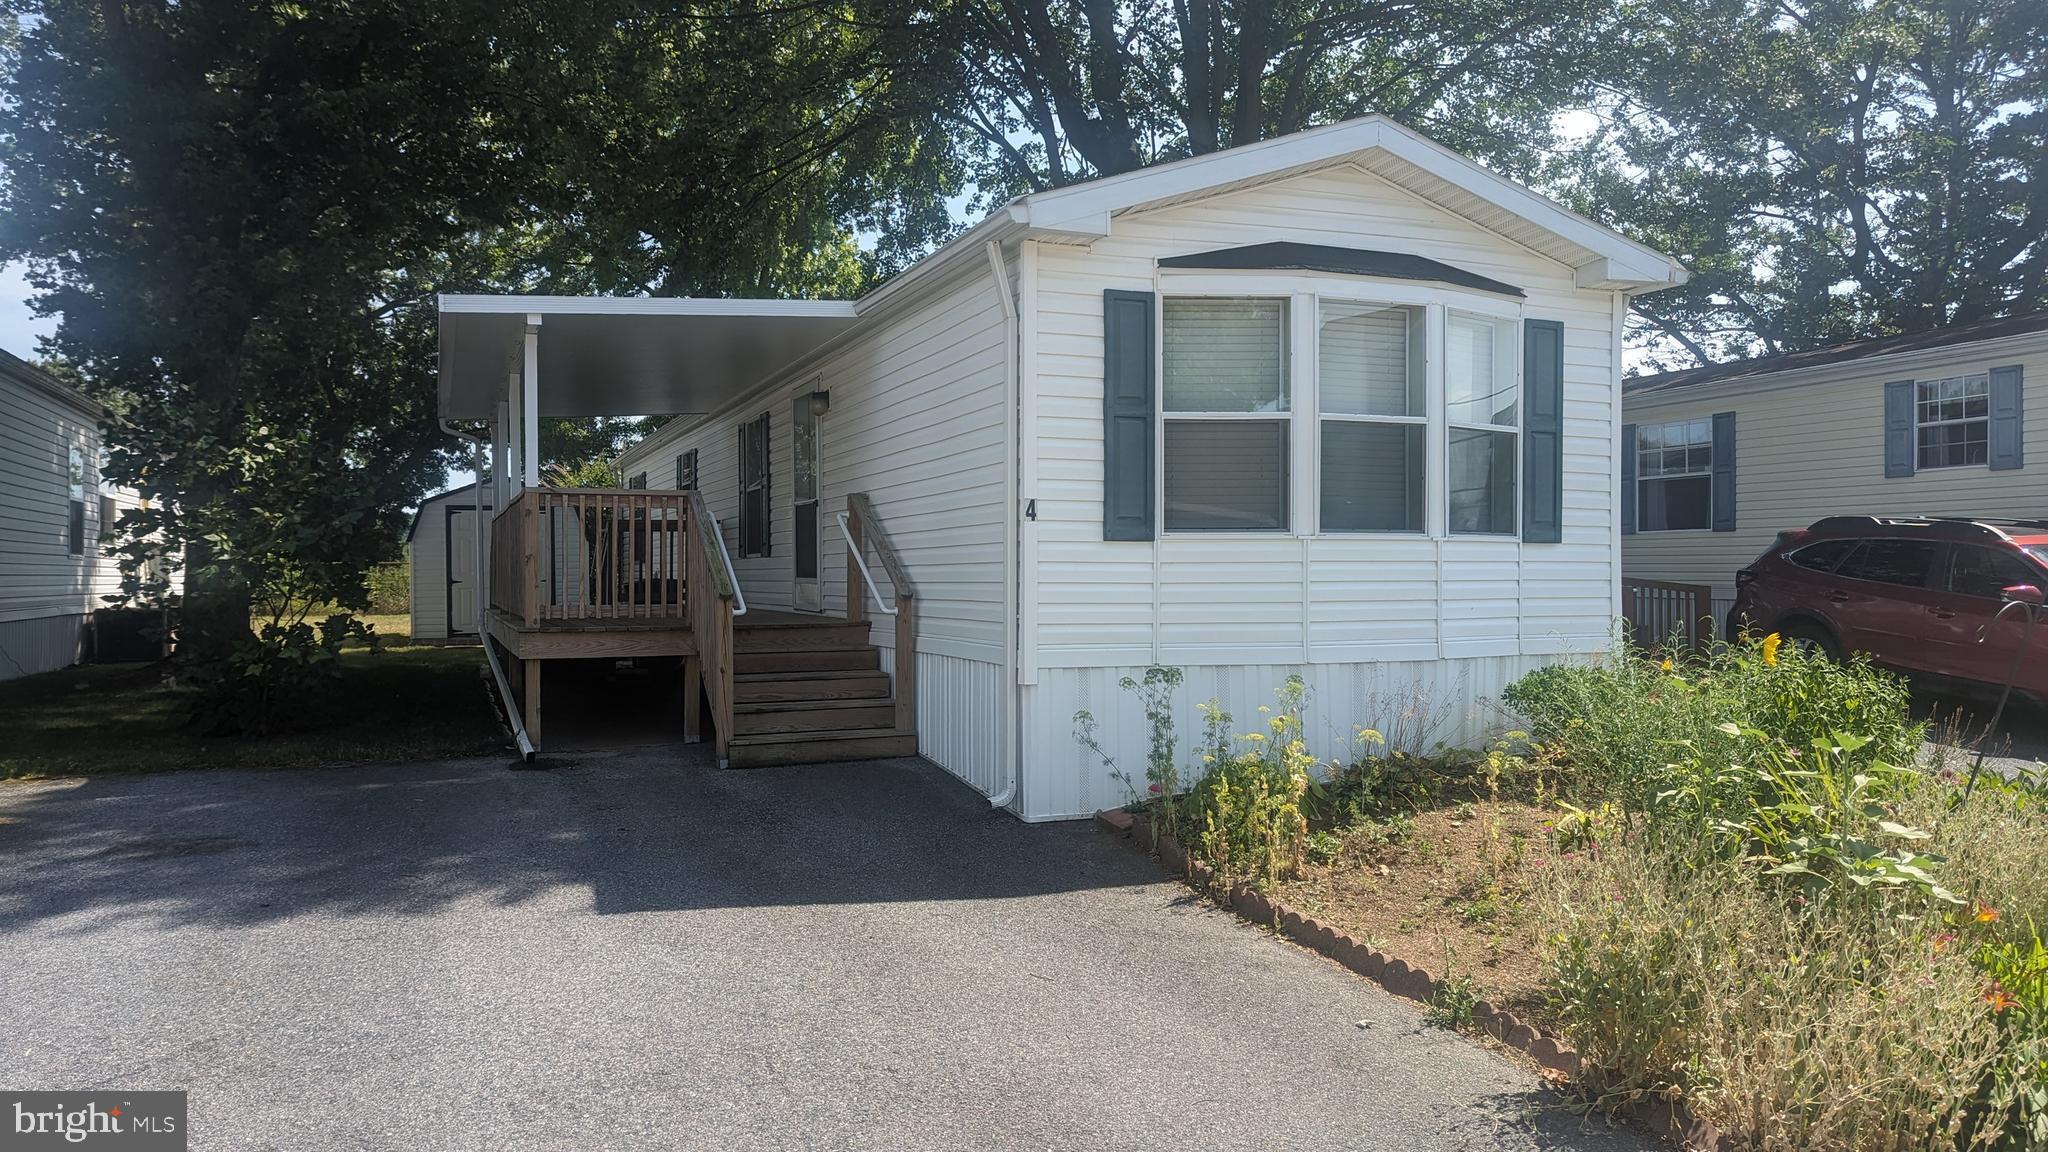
<box><xmin>406</xmin><ymin>482</ymin><xmax>493</xmax><ymax>644</ymax></box>
<box><xmin>0</xmin><ymin>349</ymin><xmax>166</xmax><ymax>680</ymax></box>
<box><xmin>1622</xmin><ymin>312</ymin><xmax>2043</xmax><ymax>632</ymax></box>
<box><xmin>436</xmin><ymin>115</ymin><xmax>1687</xmax><ymax>820</ymax></box>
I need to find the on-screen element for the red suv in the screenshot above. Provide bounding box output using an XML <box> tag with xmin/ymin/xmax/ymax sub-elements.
<box><xmin>1729</xmin><ymin>516</ymin><xmax>2048</xmax><ymax>703</ymax></box>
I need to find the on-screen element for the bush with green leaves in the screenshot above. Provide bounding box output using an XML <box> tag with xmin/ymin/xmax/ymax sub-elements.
<box><xmin>184</xmin><ymin>615</ymin><xmax>376</xmax><ymax>737</ymax></box>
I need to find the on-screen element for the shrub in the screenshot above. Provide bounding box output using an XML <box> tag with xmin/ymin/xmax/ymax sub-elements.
<box><xmin>1186</xmin><ymin>678</ymin><xmax>1313</xmax><ymax>887</ymax></box>
<box><xmin>364</xmin><ymin>561</ymin><xmax>409</xmax><ymax>615</ymax></box>
<box><xmin>184</xmin><ymin>615</ymin><xmax>375</xmax><ymax>736</ymax></box>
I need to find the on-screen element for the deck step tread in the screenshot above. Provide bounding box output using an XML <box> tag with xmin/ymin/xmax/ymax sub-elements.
<box><xmin>733</xmin><ymin>669</ymin><xmax>881</xmax><ymax>683</ymax></box>
<box><xmin>727</xmin><ymin>726</ymin><xmax>916</xmax><ymax>747</ymax></box>
<box><xmin>733</xmin><ymin>697</ymin><xmax>897</xmax><ymax>715</ymax></box>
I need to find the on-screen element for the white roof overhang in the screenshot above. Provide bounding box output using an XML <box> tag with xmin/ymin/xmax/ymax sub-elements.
<box><xmin>437</xmin><ymin>295</ymin><xmax>861</xmax><ymax>421</ymax></box>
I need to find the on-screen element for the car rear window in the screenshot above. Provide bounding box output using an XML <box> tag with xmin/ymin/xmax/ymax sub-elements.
<box><xmin>1786</xmin><ymin>538</ymin><xmax>1856</xmax><ymax>572</ymax></box>
<box><xmin>2030</xmin><ymin>545</ymin><xmax>2048</xmax><ymax>569</ymax></box>
<box><xmin>1946</xmin><ymin>546</ymin><xmax>2041</xmax><ymax>599</ymax></box>
<box><xmin>1835</xmin><ymin>539</ymin><xmax>1940</xmax><ymax>589</ymax></box>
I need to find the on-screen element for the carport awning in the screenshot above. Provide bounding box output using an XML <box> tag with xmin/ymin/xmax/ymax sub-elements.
<box><xmin>438</xmin><ymin>295</ymin><xmax>862</xmax><ymax>421</ymax></box>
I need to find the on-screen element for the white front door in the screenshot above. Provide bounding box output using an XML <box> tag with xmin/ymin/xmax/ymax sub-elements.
<box><xmin>448</xmin><ymin>508</ymin><xmax>480</xmax><ymax>634</ymax></box>
<box><xmin>792</xmin><ymin>394</ymin><xmax>822</xmax><ymax>611</ymax></box>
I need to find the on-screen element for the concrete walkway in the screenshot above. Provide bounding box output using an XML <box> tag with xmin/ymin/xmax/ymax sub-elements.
<box><xmin>0</xmin><ymin>749</ymin><xmax>1643</xmax><ymax>1151</ymax></box>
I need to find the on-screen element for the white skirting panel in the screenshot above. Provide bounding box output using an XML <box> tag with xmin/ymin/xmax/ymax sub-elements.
<box><xmin>0</xmin><ymin>613</ymin><xmax>88</xmax><ymax>682</ymax></box>
<box><xmin>875</xmin><ymin>643</ymin><xmax>1007</xmax><ymax>799</ymax></box>
<box><xmin>1019</xmin><ymin>653</ymin><xmax>1593</xmax><ymax>821</ymax></box>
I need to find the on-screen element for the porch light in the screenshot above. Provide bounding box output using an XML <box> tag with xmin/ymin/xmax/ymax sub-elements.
<box><xmin>808</xmin><ymin>389</ymin><xmax>831</xmax><ymax>416</ymax></box>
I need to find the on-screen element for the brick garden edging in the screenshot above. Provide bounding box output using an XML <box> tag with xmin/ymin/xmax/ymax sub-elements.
<box><xmin>1095</xmin><ymin>807</ymin><xmax>1733</xmax><ymax>1152</ymax></box>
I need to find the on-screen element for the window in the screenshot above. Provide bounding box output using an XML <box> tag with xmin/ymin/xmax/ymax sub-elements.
<box><xmin>1787</xmin><ymin>538</ymin><xmax>1856</xmax><ymax>573</ymax></box>
<box><xmin>66</xmin><ymin>446</ymin><xmax>86</xmax><ymax>556</ymax></box>
<box><xmin>1445</xmin><ymin>312</ymin><xmax>1518</xmax><ymax>535</ymax></box>
<box><xmin>675</xmin><ymin>450</ymin><xmax>698</xmax><ymax>490</ymax></box>
<box><xmin>738</xmin><ymin>412</ymin><xmax>770</xmax><ymax>557</ymax></box>
<box><xmin>99</xmin><ymin>496</ymin><xmax>117</xmax><ymax>543</ymax></box>
<box><xmin>1162</xmin><ymin>297</ymin><xmax>1289</xmax><ymax>531</ymax></box>
<box><xmin>1835</xmin><ymin>539</ymin><xmax>1938</xmax><ymax>589</ymax></box>
<box><xmin>1946</xmin><ymin>546</ymin><xmax>2041</xmax><ymax>599</ymax></box>
<box><xmin>1916</xmin><ymin>374</ymin><xmax>1989</xmax><ymax>469</ymax></box>
<box><xmin>628</xmin><ymin>472</ymin><xmax>647</xmax><ymax>490</ymax></box>
<box><xmin>1636</xmin><ymin>418</ymin><xmax>1714</xmax><ymax>531</ymax></box>
<box><xmin>1318</xmin><ymin>301</ymin><xmax>1424</xmax><ymax>532</ymax></box>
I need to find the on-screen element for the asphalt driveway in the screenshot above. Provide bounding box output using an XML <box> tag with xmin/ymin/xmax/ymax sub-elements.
<box><xmin>0</xmin><ymin>749</ymin><xmax>1644</xmax><ymax>1151</ymax></box>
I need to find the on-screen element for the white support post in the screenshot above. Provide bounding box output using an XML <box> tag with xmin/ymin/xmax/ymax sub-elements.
<box><xmin>522</xmin><ymin>315</ymin><xmax>542</xmax><ymax>488</ymax></box>
<box><xmin>493</xmin><ymin>399</ymin><xmax>511</xmax><ymax>508</ymax></box>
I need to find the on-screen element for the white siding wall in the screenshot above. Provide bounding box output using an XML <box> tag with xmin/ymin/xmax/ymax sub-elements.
<box><xmin>1</xmin><ymin>364</ymin><xmax>110</xmax><ymax>678</ymax></box>
<box><xmin>1623</xmin><ymin>335</ymin><xmax>2048</xmax><ymax>622</ymax></box>
<box><xmin>621</xmin><ymin>263</ymin><xmax>1012</xmax><ymax>793</ymax></box>
<box><xmin>1022</xmin><ymin>164</ymin><xmax>1626</xmax><ymax>819</ymax></box>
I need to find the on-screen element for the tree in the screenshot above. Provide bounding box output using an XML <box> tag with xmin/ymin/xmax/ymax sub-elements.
<box><xmin>0</xmin><ymin>1</ymin><xmax>968</xmax><ymax>724</ymax></box>
<box><xmin>1552</xmin><ymin>0</ymin><xmax>2048</xmax><ymax>368</ymax></box>
<box><xmin>883</xmin><ymin>0</ymin><xmax>1613</xmax><ymax>199</ymax></box>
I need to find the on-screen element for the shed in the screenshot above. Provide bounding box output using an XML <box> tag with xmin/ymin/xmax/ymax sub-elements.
<box><xmin>406</xmin><ymin>482</ymin><xmax>491</xmax><ymax>643</ymax></box>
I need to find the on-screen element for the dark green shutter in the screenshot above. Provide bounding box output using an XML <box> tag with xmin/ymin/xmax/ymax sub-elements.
<box><xmin>1710</xmin><ymin>411</ymin><xmax>1736</xmax><ymax>532</ymax></box>
<box><xmin>1620</xmin><ymin>423</ymin><xmax>1638</xmax><ymax>536</ymax></box>
<box><xmin>1102</xmin><ymin>289</ymin><xmax>1157</xmax><ymax>541</ymax></box>
<box><xmin>1884</xmin><ymin>379</ymin><xmax>1915</xmax><ymax>477</ymax></box>
<box><xmin>1521</xmin><ymin>320</ymin><xmax>1564</xmax><ymax>543</ymax></box>
<box><xmin>1989</xmin><ymin>365</ymin><xmax>2024</xmax><ymax>471</ymax></box>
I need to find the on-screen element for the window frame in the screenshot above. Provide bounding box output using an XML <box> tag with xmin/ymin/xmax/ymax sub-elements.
<box><xmin>1315</xmin><ymin>299</ymin><xmax>1428</xmax><ymax>535</ymax></box>
<box><xmin>737</xmin><ymin>411</ymin><xmax>771</xmax><ymax>558</ymax></box>
<box><xmin>675</xmin><ymin>449</ymin><xmax>698</xmax><ymax>491</ymax></box>
<box><xmin>1152</xmin><ymin>274</ymin><xmax>1527</xmax><ymax>541</ymax></box>
<box><xmin>1442</xmin><ymin>309</ymin><xmax>1521</xmax><ymax>538</ymax></box>
<box><xmin>1157</xmin><ymin>294</ymin><xmax>1295</xmax><ymax>534</ymax></box>
<box><xmin>1633</xmin><ymin>417</ymin><xmax>1716</xmax><ymax>533</ymax></box>
<box><xmin>1913</xmin><ymin>373</ymin><xmax>1991</xmax><ymax>471</ymax></box>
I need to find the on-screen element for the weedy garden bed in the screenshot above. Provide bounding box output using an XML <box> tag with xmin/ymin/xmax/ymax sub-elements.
<box><xmin>1084</xmin><ymin>638</ymin><xmax>2048</xmax><ymax>1152</ymax></box>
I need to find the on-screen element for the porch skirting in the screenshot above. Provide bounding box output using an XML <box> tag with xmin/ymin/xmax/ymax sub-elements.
<box><xmin>0</xmin><ymin>613</ymin><xmax>88</xmax><ymax>682</ymax></box>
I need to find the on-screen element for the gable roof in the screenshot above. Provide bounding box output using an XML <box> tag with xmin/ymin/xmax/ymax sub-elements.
<box><xmin>0</xmin><ymin>347</ymin><xmax>101</xmax><ymax>420</ymax></box>
<box><xmin>998</xmin><ymin>115</ymin><xmax>1687</xmax><ymax>294</ymax></box>
<box><xmin>1624</xmin><ymin>310</ymin><xmax>2048</xmax><ymax>397</ymax></box>
<box><xmin>1158</xmin><ymin>242</ymin><xmax>1524</xmax><ymax>297</ymax></box>
<box><xmin>404</xmin><ymin>481</ymin><xmax>486</xmax><ymax>543</ymax></box>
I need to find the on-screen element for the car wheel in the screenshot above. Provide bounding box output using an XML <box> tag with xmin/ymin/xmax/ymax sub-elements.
<box><xmin>1781</xmin><ymin>622</ymin><xmax>1840</xmax><ymax>662</ymax></box>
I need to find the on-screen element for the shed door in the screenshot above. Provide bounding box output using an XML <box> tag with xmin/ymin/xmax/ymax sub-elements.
<box><xmin>447</xmin><ymin>508</ymin><xmax>481</xmax><ymax>635</ymax></box>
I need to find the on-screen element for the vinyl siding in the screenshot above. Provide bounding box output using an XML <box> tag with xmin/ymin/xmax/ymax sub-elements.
<box><xmin>0</xmin><ymin>365</ymin><xmax>108</xmax><ymax>629</ymax></box>
<box><xmin>619</xmin><ymin>262</ymin><xmax>1012</xmax><ymax>791</ymax></box>
<box><xmin>1623</xmin><ymin>334</ymin><xmax>2048</xmax><ymax>622</ymax></box>
<box><xmin>1022</xmin><ymin>163</ymin><xmax>1628</xmax><ymax>818</ymax></box>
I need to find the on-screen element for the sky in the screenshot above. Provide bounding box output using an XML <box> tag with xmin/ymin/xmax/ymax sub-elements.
<box><xmin>0</xmin><ymin>261</ymin><xmax>55</xmax><ymax>356</ymax></box>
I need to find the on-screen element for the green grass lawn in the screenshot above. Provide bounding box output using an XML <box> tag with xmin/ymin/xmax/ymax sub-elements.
<box><xmin>0</xmin><ymin>635</ymin><xmax>506</xmax><ymax>780</ymax></box>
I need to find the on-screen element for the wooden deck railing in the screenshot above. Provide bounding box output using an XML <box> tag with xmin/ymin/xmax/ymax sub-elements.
<box><xmin>844</xmin><ymin>492</ymin><xmax>917</xmax><ymax>734</ymax></box>
<box><xmin>1622</xmin><ymin>577</ymin><xmax>1716</xmax><ymax>655</ymax></box>
<box><xmin>488</xmin><ymin>487</ymin><xmax>688</xmax><ymax>626</ymax></box>
<box><xmin>683</xmin><ymin>489</ymin><xmax>738</xmax><ymax>762</ymax></box>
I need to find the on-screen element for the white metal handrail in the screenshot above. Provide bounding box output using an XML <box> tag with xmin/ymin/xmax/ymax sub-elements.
<box><xmin>835</xmin><ymin>511</ymin><xmax>898</xmax><ymax>616</ymax></box>
<box><xmin>700</xmin><ymin>504</ymin><xmax>748</xmax><ymax>617</ymax></box>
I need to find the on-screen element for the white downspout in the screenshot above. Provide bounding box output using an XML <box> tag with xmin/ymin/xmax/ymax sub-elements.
<box><xmin>443</xmin><ymin>418</ymin><xmax>535</xmax><ymax>760</ymax></box>
<box><xmin>984</xmin><ymin>239</ymin><xmax>1019</xmax><ymax>811</ymax></box>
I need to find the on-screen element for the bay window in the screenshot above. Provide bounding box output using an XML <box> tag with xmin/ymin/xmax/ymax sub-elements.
<box><xmin>1162</xmin><ymin>297</ymin><xmax>1290</xmax><ymax>531</ymax></box>
<box><xmin>1155</xmin><ymin>289</ymin><xmax>1527</xmax><ymax>539</ymax></box>
<box><xmin>1318</xmin><ymin>301</ymin><xmax>1425</xmax><ymax>532</ymax></box>
<box><xmin>1445</xmin><ymin>312</ymin><xmax>1518</xmax><ymax>535</ymax></box>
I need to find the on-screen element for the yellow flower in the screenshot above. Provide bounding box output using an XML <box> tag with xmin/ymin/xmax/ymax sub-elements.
<box><xmin>1356</xmin><ymin>727</ymin><xmax>1384</xmax><ymax>745</ymax></box>
<box><xmin>1660</xmin><ymin>657</ymin><xmax>1673</xmax><ymax>673</ymax></box>
<box><xmin>1246</xmin><ymin>732</ymin><xmax>1265</xmax><ymax>742</ymax></box>
<box><xmin>1762</xmin><ymin>632</ymin><xmax>1782</xmax><ymax>666</ymax></box>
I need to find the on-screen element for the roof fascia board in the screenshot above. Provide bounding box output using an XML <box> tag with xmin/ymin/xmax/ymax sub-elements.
<box><xmin>1576</xmin><ymin>255</ymin><xmax>1690</xmax><ymax>293</ymax></box>
<box><xmin>1623</xmin><ymin>328</ymin><xmax>2048</xmax><ymax>410</ymax></box>
<box><xmin>1370</xmin><ymin>127</ymin><xmax>1682</xmax><ymax>286</ymax></box>
<box><xmin>438</xmin><ymin>294</ymin><xmax>859</xmax><ymax>319</ymax></box>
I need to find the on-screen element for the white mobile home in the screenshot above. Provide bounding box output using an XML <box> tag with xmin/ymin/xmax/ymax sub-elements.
<box><xmin>0</xmin><ymin>349</ymin><xmax>166</xmax><ymax>679</ymax></box>
<box><xmin>1623</xmin><ymin>312</ymin><xmax>2043</xmax><ymax>630</ymax></box>
<box><xmin>436</xmin><ymin>116</ymin><xmax>1686</xmax><ymax>819</ymax></box>
<box><xmin>406</xmin><ymin>483</ymin><xmax>492</xmax><ymax>643</ymax></box>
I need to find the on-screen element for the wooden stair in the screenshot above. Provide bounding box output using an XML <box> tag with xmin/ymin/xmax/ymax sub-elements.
<box><xmin>724</xmin><ymin>615</ymin><xmax>916</xmax><ymax>768</ymax></box>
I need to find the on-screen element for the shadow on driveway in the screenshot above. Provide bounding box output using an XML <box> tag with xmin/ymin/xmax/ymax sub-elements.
<box><xmin>0</xmin><ymin>746</ymin><xmax>1150</xmax><ymax>931</ymax></box>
